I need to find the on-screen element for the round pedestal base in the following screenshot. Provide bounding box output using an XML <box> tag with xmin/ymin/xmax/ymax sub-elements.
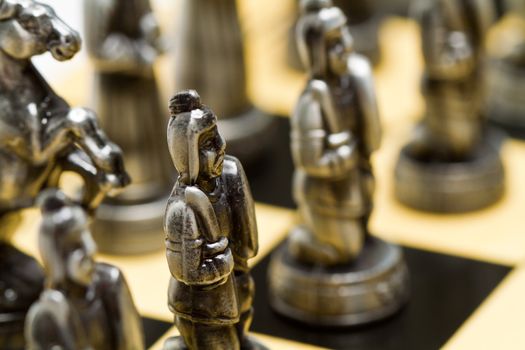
<box><xmin>219</xmin><ymin>108</ymin><xmax>276</xmax><ymax>164</ymax></box>
<box><xmin>487</xmin><ymin>58</ymin><xmax>525</xmax><ymax>138</ymax></box>
<box><xmin>163</xmin><ymin>335</ymin><xmax>268</xmax><ymax>350</ymax></box>
<box><xmin>92</xmin><ymin>196</ymin><xmax>168</xmax><ymax>255</ymax></box>
<box><xmin>394</xmin><ymin>137</ymin><xmax>505</xmax><ymax>213</ymax></box>
<box><xmin>268</xmin><ymin>236</ymin><xmax>410</xmax><ymax>327</ymax></box>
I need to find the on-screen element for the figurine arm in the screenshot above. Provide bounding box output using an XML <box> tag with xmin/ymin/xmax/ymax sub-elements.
<box><xmin>165</xmin><ymin>200</ymin><xmax>234</xmax><ymax>286</ymax></box>
<box><xmin>291</xmin><ymin>86</ymin><xmax>358</xmax><ymax>178</ymax></box>
<box><xmin>348</xmin><ymin>54</ymin><xmax>382</xmax><ymax>156</ymax></box>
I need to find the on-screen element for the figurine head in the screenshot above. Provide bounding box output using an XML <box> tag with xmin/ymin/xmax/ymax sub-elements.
<box><xmin>38</xmin><ymin>189</ymin><xmax>97</xmax><ymax>289</ymax></box>
<box><xmin>297</xmin><ymin>0</ymin><xmax>353</xmax><ymax>77</ymax></box>
<box><xmin>0</xmin><ymin>0</ymin><xmax>80</xmax><ymax>61</ymax></box>
<box><xmin>167</xmin><ymin>90</ymin><xmax>226</xmax><ymax>185</ymax></box>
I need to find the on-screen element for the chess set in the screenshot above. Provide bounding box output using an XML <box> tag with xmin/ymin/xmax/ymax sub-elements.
<box><xmin>1</xmin><ymin>0</ymin><xmax>525</xmax><ymax>349</ymax></box>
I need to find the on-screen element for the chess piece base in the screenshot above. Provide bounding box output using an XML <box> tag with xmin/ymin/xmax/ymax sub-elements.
<box><xmin>218</xmin><ymin>107</ymin><xmax>276</xmax><ymax>164</ymax></box>
<box><xmin>92</xmin><ymin>196</ymin><xmax>168</xmax><ymax>255</ymax></box>
<box><xmin>268</xmin><ymin>236</ymin><xmax>410</xmax><ymax>327</ymax></box>
<box><xmin>395</xmin><ymin>135</ymin><xmax>505</xmax><ymax>213</ymax></box>
<box><xmin>163</xmin><ymin>335</ymin><xmax>268</xmax><ymax>350</ymax></box>
<box><xmin>487</xmin><ymin>58</ymin><xmax>525</xmax><ymax>138</ymax></box>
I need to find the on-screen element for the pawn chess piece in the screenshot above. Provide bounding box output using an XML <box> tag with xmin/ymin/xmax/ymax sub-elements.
<box><xmin>25</xmin><ymin>190</ymin><xmax>144</xmax><ymax>350</ymax></box>
<box><xmin>269</xmin><ymin>1</ymin><xmax>409</xmax><ymax>327</ymax></box>
<box><xmin>0</xmin><ymin>1</ymin><xmax>129</xmax><ymax>347</ymax></box>
<box><xmin>163</xmin><ymin>91</ymin><xmax>267</xmax><ymax>350</ymax></box>
<box><xmin>486</xmin><ymin>3</ymin><xmax>525</xmax><ymax>137</ymax></box>
<box><xmin>84</xmin><ymin>0</ymin><xmax>172</xmax><ymax>254</ymax></box>
<box><xmin>395</xmin><ymin>0</ymin><xmax>504</xmax><ymax>213</ymax></box>
<box><xmin>174</xmin><ymin>0</ymin><xmax>275</xmax><ymax>164</ymax></box>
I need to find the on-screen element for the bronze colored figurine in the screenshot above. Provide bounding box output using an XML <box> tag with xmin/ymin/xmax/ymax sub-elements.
<box><xmin>174</xmin><ymin>0</ymin><xmax>275</xmax><ymax>163</ymax></box>
<box><xmin>0</xmin><ymin>0</ymin><xmax>129</xmax><ymax>346</ymax></box>
<box><xmin>269</xmin><ymin>0</ymin><xmax>409</xmax><ymax>326</ymax></box>
<box><xmin>395</xmin><ymin>0</ymin><xmax>504</xmax><ymax>212</ymax></box>
<box><xmin>163</xmin><ymin>91</ymin><xmax>266</xmax><ymax>350</ymax></box>
<box><xmin>84</xmin><ymin>0</ymin><xmax>172</xmax><ymax>254</ymax></box>
<box><xmin>25</xmin><ymin>190</ymin><xmax>144</xmax><ymax>350</ymax></box>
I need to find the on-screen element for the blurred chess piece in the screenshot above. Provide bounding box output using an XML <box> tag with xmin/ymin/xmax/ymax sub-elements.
<box><xmin>0</xmin><ymin>1</ymin><xmax>129</xmax><ymax>347</ymax></box>
<box><xmin>163</xmin><ymin>91</ymin><xmax>267</xmax><ymax>350</ymax></box>
<box><xmin>25</xmin><ymin>190</ymin><xmax>144</xmax><ymax>350</ymax></box>
<box><xmin>269</xmin><ymin>1</ymin><xmax>409</xmax><ymax>327</ymax></box>
<box><xmin>84</xmin><ymin>0</ymin><xmax>173</xmax><ymax>254</ymax></box>
<box><xmin>288</xmin><ymin>0</ymin><xmax>382</xmax><ymax>70</ymax></box>
<box><xmin>395</xmin><ymin>0</ymin><xmax>504</xmax><ymax>212</ymax></box>
<box><xmin>486</xmin><ymin>2</ymin><xmax>525</xmax><ymax>137</ymax></box>
<box><xmin>174</xmin><ymin>0</ymin><xmax>275</xmax><ymax>164</ymax></box>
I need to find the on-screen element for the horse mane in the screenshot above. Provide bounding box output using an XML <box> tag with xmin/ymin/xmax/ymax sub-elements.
<box><xmin>0</xmin><ymin>0</ymin><xmax>38</xmax><ymax>21</ymax></box>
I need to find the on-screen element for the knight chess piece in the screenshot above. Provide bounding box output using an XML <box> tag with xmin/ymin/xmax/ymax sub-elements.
<box><xmin>174</xmin><ymin>0</ymin><xmax>275</xmax><ymax>164</ymax></box>
<box><xmin>163</xmin><ymin>91</ymin><xmax>267</xmax><ymax>350</ymax></box>
<box><xmin>394</xmin><ymin>0</ymin><xmax>505</xmax><ymax>213</ymax></box>
<box><xmin>84</xmin><ymin>0</ymin><xmax>172</xmax><ymax>254</ymax></box>
<box><xmin>25</xmin><ymin>190</ymin><xmax>144</xmax><ymax>350</ymax></box>
<box><xmin>486</xmin><ymin>2</ymin><xmax>525</xmax><ymax>137</ymax></box>
<box><xmin>269</xmin><ymin>1</ymin><xmax>409</xmax><ymax>327</ymax></box>
<box><xmin>0</xmin><ymin>1</ymin><xmax>129</xmax><ymax>347</ymax></box>
<box><xmin>288</xmin><ymin>0</ymin><xmax>381</xmax><ymax>70</ymax></box>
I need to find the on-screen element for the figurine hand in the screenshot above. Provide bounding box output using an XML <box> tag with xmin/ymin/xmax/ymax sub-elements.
<box><xmin>200</xmin><ymin>247</ymin><xmax>234</xmax><ymax>286</ymax></box>
<box><xmin>203</xmin><ymin>237</ymin><xmax>229</xmax><ymax>258</ymax></box>
<box><xmin>328</xmin><ymin>141</ymin><xmax>358</xmax><ymax>176</ymax></box>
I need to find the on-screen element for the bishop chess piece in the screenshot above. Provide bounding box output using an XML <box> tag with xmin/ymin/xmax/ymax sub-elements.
<box><xmin>162</xmin><ymin>91</ymin><xmax>267</xmax><ymax>350</ymax></box>
<box><xmin>84</xmin><ymin>0</ymin><xmax>172</xmax><ymax>254</ymax></box>
<box><xmin>269</xmin><ymin>1</ymin><xmax>409</xmax><ymax>327</ymax></box>
<box><xmin>174</xmin><ymin>0</ymin><xmax>275</xmax><ymax>164</ymax></box>
<box><xmin>395</xmin><ymin>0</ymin><xmax>504</xmax><ymax>213</ymax></box>
<box><xmin>0</xmin><ymin>1</ymin><xmax>129</xmax><ymax>347</ymax></box>
<box><xmin>25</xmin><ymin>190</ymin><xmax>144</xmax><ymax>350</ymax></box>
<box><xmin>486</xmin><ymin>2</ymin><xmax>525</xmax><ymax>137</ymax></box>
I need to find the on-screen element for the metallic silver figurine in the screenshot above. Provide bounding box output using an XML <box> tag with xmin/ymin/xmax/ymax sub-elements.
<box><xmin>174</xmin><ymin>0</ymin><xmax>275</xmax><ymax>163</ymax></box>
<box><xmin>84</xmin><ymin>0</ymin><xmax>172</xmax><ymax>254</ymax></box>
<box><xmin>163</xmin><ymin>91</ymin><xmax>265</xmax><ymax>350</ymax></box>
<box><xmin>395</xmin><ymin>0</ymin><xmax>504</xmax><ymax>212</ymax></box>
<box><xmin>269</xmin><ymin>0</ymin><xmax>409</xmax><ymax>327</ymax></box>
<box><xmin>0</xmin><ymin>0</ymin><xmax>129</xmax><ymax>346</ymax></box>
<box><xmin>25</xmin><ymin>190</ymin><xmax>144</xmax><ymax>350</ymax></box>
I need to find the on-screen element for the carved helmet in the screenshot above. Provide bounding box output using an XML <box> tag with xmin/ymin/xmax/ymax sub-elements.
<box><xmin>296</xmin><ymin>0</ymin><xmax>351</xmax><ymax>77</ymax></box>
<box><xmin>167</xmin><ymin>90</ymin><xmax>218</xmax><ymax>185</ymax></box>
<box><xmin>37</xmin><ymin>189</ymin><xmax>89</xmax><ymax>288</ymax></box>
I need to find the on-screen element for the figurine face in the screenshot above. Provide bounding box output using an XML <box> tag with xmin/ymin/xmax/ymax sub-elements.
<box><xmin>198</xmin><ymin>126</ymin><xmax>226</xmax><ymax>180</ymax></box>
<box><xmin>327</xmin><ymin>26</ymin><xmax>353</xmax><ymax>75</ymax></box>
<box><xmin>0</xmin><ymin>3</ymin><xmax>80</xmax><ymax>61</ymax></box>
<box><xmin>66</xmin><ymin>228</ymin><xmax>97</xmax><ymax>287</ymax></box>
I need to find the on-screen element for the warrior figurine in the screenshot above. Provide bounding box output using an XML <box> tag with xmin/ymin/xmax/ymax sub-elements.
<box><xmin>25</xmin><ymin>190</ymin><xmax>144</xmax><ymax>350</ymax></box>
<box><xmin>163</xmin><ymin>91</ymin><xmax>265</xmax><ymax>350</ymax></box>
<box><xmin>0</xmin><ymin>1</ymin><xmax>129</xmax><ymax>347</ymax></box>
<box><xmin>269</xmin><ymin>0</ymin><xmax>409</xmax><ymax>327</ymax></box>
<box><xmin>395</xmin><ymin>0</ymin><xmax>504</xmax><ymax>212</ymax></box>
<box><xmin>84</xmin><ymin>0</ymin><xmax>172</xmax><ymax>254</ymax></box>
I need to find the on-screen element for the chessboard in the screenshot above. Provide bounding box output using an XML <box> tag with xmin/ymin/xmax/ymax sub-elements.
<box><xmin>11</xmin><ymin>1</ymin><xmax>525</xmax><ymax>349</ymax></box>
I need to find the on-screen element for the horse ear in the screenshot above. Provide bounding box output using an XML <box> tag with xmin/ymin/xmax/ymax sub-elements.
<box><xmin>0</xmin><ymin>0</ymin><xmax>18</xmax><ymax>20</ymax></box>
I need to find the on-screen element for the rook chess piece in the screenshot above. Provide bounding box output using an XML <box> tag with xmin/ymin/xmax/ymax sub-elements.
<box><xmin>25</xmin><ymin>190</ymin><xmax>144</xmax><ymax>350</ymax></box>
<box><xmin>174</xmin><ymin>0</ymin><xmax>275</xmax><ymax>164</ymax></box>
<box><xmin>163</xmin><ymin>90</ymin><xmax>267</xmax><ymax>349</ymax></box>
<box><xmin>269</xmin><ymin>0</ymin><xmax>409</xmax><ymax>326</ymax></box>
<box><xmin>394</xmin><ymin>0</ymin><xmax>504</xmax><ymax>213</ymax></box>
<box><xmin>0</xmin><ymin>1</ymin><xmax>129</xmax><ymax>346</ymax></box>
<box><xmin>84</xmin><ymin>0</ymin><xmax>173</xmax><ymax>254</ymax></box>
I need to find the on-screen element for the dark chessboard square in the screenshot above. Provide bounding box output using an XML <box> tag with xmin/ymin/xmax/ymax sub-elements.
<box><xmin>251</xmin><ymin>244</ymin><xmax>510</xmax><ymax>350</ymax></box>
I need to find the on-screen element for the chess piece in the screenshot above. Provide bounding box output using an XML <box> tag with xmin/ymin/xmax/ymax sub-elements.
<box><xmin>84</xmin><ymin>0</ymin><xmax>172</xmax><ymax>254</ymax></box>
<box><xmin>486</xmin><ymin>3</ymin><xmax>525</xmax><ymax>137</ymax></box>
<box><xmin>288</xmin><ymin>0</ymin><xmax>381</xmax><ymax>71</ymax></box>
<box><xmin>395</xmin><ymin>0</ymin><xmax>504</xmax><ymax>213</ymax></box>
<box><xmin>269</xmin><ymin>1</ymin><xmax>409</xmax><ymax>327</ymax></box>
<box><xmin>25</xmin><ymin>190</ymin><xmax>144</xmax><ymax>350</ymax></box>
<box><xmin>174</xmin><ymin>0</ymin><xmax>275</xmax><ymax>164</ymax></box>
<box><xmin>0</xmin><ymin>0</ymin><xmax>129</xmax><ymax>347</ymax></box>
<box><xmin>163</xmin><ymin>91</ymin><xmax>266</xmax><ymax>350</ymax></box>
